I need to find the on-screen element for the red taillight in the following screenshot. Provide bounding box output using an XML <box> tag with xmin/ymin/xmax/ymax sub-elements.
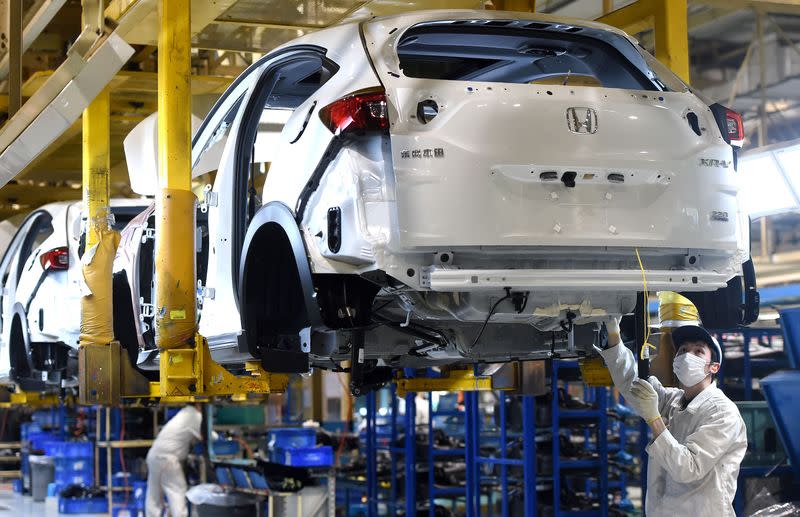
<box><xmin>319</xmin><ymin>90</ymin><xmax>389</xmax><ymax>135</ymax></box>
<box><xmin>40</xmin><ymin>247</ymin><xmax>69</xmax><ymax>271</ymax></box>
<box><xmin>725</xmin><ymin>108</ymin><xmax>744</xmax><ymax>147</ymax></box>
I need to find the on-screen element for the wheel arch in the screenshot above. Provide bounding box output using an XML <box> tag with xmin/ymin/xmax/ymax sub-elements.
<box><xmin>238</xmin><ymin>202</ymin><xmax>323</xmax><ymax>352</ymax></box>
<box><xmin>8</xmin><ymin>303</ymin><xmax>31</xmax><ymax>377</ymax></box>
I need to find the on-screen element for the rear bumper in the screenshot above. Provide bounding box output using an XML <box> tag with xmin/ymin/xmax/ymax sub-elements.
<box><xmin>420</xmin><ymin>267</ymin><xmax>731</xmax><ymax>292</ymax></box>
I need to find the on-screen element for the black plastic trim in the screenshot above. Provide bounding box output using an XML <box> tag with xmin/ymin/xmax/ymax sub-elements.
<box><xmin>742</xmin><ymin>258</ymin><xmax>759</xmax><ymax>326</ymax></box>
<box><xmin>238</xmin><ymin>201</ymin><xmax>324</xmax><ymax>340</ymax></box>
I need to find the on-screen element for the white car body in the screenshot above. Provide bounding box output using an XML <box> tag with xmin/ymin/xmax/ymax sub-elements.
<box><xmin>118</xmin><ymin>10</ymin><xmax>753</xmax><ymax>387</ymax></box>
<box><xmin>0</xmin><ymin>200</ymin><xmax>147</xmax><ymax>389</ymax></box>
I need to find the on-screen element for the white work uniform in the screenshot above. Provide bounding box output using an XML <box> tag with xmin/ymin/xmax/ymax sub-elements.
<box><xmin>146</xmin><ymin>406</ymin><xmax>203</xmax><ymax>517</ymax></box>
<box><xmin>415</xmin><ymin>394</ymin><xmax>429</xmax><ymax>426</ymax></box>
<box><xmin>599</xmin><ymin>344</ymin><xmax>747</xmax><ymax>517</ymax></box>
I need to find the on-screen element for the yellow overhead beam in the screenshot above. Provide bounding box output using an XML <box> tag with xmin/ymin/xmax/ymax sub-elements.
<box><xmin>154</xmin><ymin>0</ymin><xmax>197</xmax><ymax>358</ymax></box>
<box><xmin>21</xmin><ymin>70</ymin><xmax>233</xmax><ymax>99</ymax></box>
<box><xmin>106</xmin><ymin>0</ymin><xmax>238</xmax><ymax>46</ymax></box>
<box><xmin>597</xmin><ymin>0</ymin><xmax>690</xmax><ymax>83</ymax></box>
<box><xmin>596</xmin><ymin>0</ymin><xmax>655</xmax><ymax>36</ymax></box>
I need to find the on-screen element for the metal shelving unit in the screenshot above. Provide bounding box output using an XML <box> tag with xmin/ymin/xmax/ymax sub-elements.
<box><xmin>551</xmin><ymin>360</ymin><xmax>609</xmax><ymax>517</ymax></box>
<box><xmin>94</xmin><ymin>407</ymin><xmax>156</xmax><ymax>515</ymax></box>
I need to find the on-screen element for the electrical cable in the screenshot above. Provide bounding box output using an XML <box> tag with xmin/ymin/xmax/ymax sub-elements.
<box><xmin>471</xmin><ymin>287</ymin><xmax>512</xmax><ymax>349</ymax></box>
<box><xmin>233</xmin><ymin>436</ymin><xmax>253</xmax><ymax>459</ymax></box>
<box><xmin>635</xmin><ymin>248</ymin><xmax>656</xmax><ymax>360</ymax></box>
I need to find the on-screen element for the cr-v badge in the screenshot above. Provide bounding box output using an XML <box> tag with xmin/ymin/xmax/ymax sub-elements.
<box><xmin>566</xmin><ymin>107</ymin><xmax>598</xmax><ymax>134</ymax></box>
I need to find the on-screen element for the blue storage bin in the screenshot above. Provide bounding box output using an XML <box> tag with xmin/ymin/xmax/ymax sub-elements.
<box><xmin>112</xmin><ymin>506</ymin><xmax>139</xmax><ymax>517</ymax></box>
<box><xmin>47</xmin><ymin>482</ymin><xmax>61</xmax><ymax>497</ymax></box>
<box><xmin>55</xmin><ymin>471</ymin><xmax>93</xmax><ymax>486</ymax></box>
<box><xmin>44</xmin><ymin>441</ymin><xmax>93</xmax><ymax>458</ymax></box>
<box><xmin>249</xmin><ymin>471</ymin><xmax>268</xmax><ymax>489</ymax></box>
<box><xmin>272</xmin><ymin>446</ymin><xmax>333</xmax><ymax>467</ymax></box>
<box><xmin>54</xmin><ymin>456</ymin><xmax>92</xmax><ymax>474</ymax></box>
<box><xmin>211</xmin><ymin>440</ymin><xmax>240</xmax><ymax>456</ymax></box>
<box><xmin>267</xmin><ymin>428</ymin><xmax>316</xmax><ymax>449</ymax></box>
<box><xmin>132</xmin><ymin>481</ymin><xmax>147</xmax><ymax>510</ymax></box>
<box><xmin>110</xmin><ymin>473</ymin><xmax>140</xmax><ymax>503</ymax></box>
<box><xmin>12</xmin><ymin>479</ymin><xmax>21</xmax><ymax>493</ymax></box>
<box><xmin>54</xmin><ymin>457</ymin><xmax>93</xmax><ymax>486</ymax></box>
<box><xmin>231</xmin><ymin>467</ymin><xmax>250</xmax><ymax>488</ymax></box>
<box><xmin>58</xmin><ymin>497</ymin><xmax>108</xmax><ymax>514</ymax></box>
<box><xmin>193</xmin><ymin>439</ymin><xmax>240</xmax><ymax>456</ymax></box>
<box><xmin>780</xmin><ymin>308</ymin><xmax>800</xmax><ymax>368</ymax></box>
<box><xmin>112</xmin><ymin>472</ymin><xmax>141</xmax><ymax>487</ymax></box>
<box><xmin>27</xmin><ymin>431</ymin><xmax>58</xmax><ymax>451</ymax></box>
<box><xmin>762</xmin><ymin>370</ymin><xmax>800</xmax><ymax>478</ymax></box>
<box><xmin>21</xmin><ymin>422</ymin><xmax>43</xmax><ymax>439</ymax></box>
<box><xmin>31</xmin><ymin>411</ymin><xmax>57</xmax><ymax>428</ymax></box>
<box><xmin>214</xmin><ymin>466</ymin><xmax>232</xmax><ymax>486</ymax></box>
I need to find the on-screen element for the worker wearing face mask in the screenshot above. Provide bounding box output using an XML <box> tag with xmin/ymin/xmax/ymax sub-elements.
<box><xmin>598</xmin><ymin>317</ymin><xmax>747</xmax><ymax>517</ymax></box>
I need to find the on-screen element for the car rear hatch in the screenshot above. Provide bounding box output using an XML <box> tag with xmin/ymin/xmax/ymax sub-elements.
<box><xmin>362</xmin><ymin>14</ymin><xmax>740</xmax><ymax>253</ymax></box>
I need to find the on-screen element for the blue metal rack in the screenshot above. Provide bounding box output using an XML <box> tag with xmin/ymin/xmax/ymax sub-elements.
<box><xmin>363</xmin><ymin>381</ymin><xmax>423</xmax><ymax>517</ymax></box>
<box><xmin>551</xmin><ymin>360</ymin><xmax>609</xmax><ymax>517</ymax></box>
<box><xmin>365</xmin><ymin>390</ymin><xmax>378</xmax><ymax>517</ymax></box>
<box><xmin>427</xmin><ymin>392</ymin><xmax>467</xmax><ymax>514</ymax></box>
<box><xmin>462</xmin><ymin>390</ymin><xmax>537</xmax><ymax>517</ymax></box>
<box><xmin>713</xmin><ymin>327</ymin><xmax>785</xmax><ymax>401</ymax></box>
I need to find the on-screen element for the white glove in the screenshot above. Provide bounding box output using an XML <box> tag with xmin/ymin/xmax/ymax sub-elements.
<box><xmin>626</xmin><ymin>378</ymin><xmax>661</xmax><ymax>424</ymax></box>
<box><xmin>602</xmin><ymin>316</ymin><xmax>622</xmax><ymax>348</ymax></box>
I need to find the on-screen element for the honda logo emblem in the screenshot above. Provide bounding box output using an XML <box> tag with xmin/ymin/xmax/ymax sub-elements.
<box><xmin>566</xmin><ymin>107</ymin><xmax>598</xmax><ymax>134</ymax></box>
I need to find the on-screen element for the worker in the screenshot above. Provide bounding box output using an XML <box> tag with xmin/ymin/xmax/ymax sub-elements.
<box><xmin>145</xmin><ymin>404</ymin><xmax>204</xmax><ymax>517</ymax></box>
<box><xmin>415</xmin><ymin>392</ymin><xmax>429</xmax><ymax>426</ymax></box>
<box><xmin>598</xmin><ymin>318</ymin><xmax>747</xmax><ymax>517</ymax></box>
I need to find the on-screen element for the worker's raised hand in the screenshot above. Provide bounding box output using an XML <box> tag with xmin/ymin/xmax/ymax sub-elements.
<box><xmin>603</xmin><ymin>316</ymin><xmax>622</xmax><ymax>347</ymax></box>
<box><xmin>626</xmin><ymin>378</ymin><xmax>661</xmax><ymax>424</ymax></box>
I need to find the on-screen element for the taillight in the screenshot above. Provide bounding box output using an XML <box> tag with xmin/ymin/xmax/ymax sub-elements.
<box><xmin>711</xmin><ymin>103</ymin><xmax>744</xmax><ymax>149</ymax></box>
<box><xmin>319</xmin><ymin>90</ymin><xmax>389</xmax><ymax>135</ymax></box>
<box><xmin>725</xmin><ymin>108</ymin><xmax>744</xmax><ymax>147</ymax></box>
<box><xmin>40</xmin><ymin>247</ymin><xmax>69</xmax><ymax>271</ymax></box>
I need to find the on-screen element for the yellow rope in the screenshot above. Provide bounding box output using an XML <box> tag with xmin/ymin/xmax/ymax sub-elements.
<box><xmin>635</xmin><ymin>248</ymin><xmax>657</xmax><ymax>360</ymax></box>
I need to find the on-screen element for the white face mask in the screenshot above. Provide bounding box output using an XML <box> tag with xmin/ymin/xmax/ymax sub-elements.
<box><xmin>673</xmin><ymin>353</ymin><xmax>710</xmax><ymax>387</ymax></box>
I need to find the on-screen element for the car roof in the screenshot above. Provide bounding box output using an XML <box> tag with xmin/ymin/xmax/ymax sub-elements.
<box><xmin>277</xmin><ymin>9</ymin><xmax>635</xmax><ymax>51</ymax></box>
<box><xmin>367</xmin><ymin>9</ymin><xmax>633</xmax><ymax>39</ymax></box>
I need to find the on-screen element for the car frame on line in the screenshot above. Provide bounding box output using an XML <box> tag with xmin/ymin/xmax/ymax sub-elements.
<box><xmin>115</xmin><ymin>10</ymin><xmax>757</xmax><ymax>394</ymax></box>
<box><xmin>0</xmin><ymin>200</ymin><xmax>148</xmax><ymax>391</ymax></box>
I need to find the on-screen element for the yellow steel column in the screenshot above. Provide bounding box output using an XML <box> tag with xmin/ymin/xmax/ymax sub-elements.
<box><xmin>82</xmin><ymin>88</ymin><xmax>110</xmax><ymax>251</ymax></box>
<box><xmin>79</xmin><ymin>87</ymin><xmax>117</xmax><ymax>346</ymax></box>
<box><xmin>155</xmin><ymin>0</ymin><xmax>196</xmax><ymax>354</ymax></box>
<box><xmin>652</xmin><ymin>0</ymin><xmax>690</xmax><ymax>83</ymax></box>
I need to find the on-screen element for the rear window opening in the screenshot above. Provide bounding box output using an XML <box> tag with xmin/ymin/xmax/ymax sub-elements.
<box><xmin>397</xmin><ymin>22</ymin><xmax>659</xmax><ymax>91</ymax></box>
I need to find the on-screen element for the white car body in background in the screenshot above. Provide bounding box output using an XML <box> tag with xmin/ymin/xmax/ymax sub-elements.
<box><xmin>0</xmin><ymin>200</ymin><xmax>146</xmax><ymax>389</ymax></box>
<box><xmin>118</xmin><ymin>10</ymin><xmax>755</xmax><ymax>391</ymax></box>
